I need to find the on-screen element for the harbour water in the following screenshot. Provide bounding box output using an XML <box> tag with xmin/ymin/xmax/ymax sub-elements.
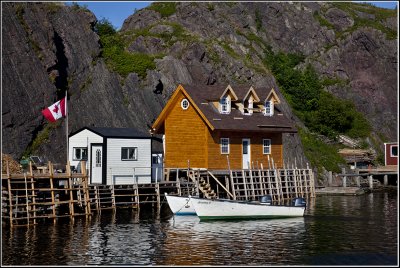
<box><xmin>2</xmin><ymin>191</ymin><xmax>398</xmax><ymax>266</ymax></box>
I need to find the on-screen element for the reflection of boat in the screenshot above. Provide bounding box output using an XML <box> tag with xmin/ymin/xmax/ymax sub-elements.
<box><xmin>165</xmin><ymin>193</ymin><xmax>196</xmax><ymax>215</ymax></box>
<box><xmin>190</xmin><ymin>195</ymin><xmax>306</xmax><ymax>221</ymax></box>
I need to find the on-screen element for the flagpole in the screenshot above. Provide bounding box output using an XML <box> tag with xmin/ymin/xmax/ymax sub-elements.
<box><xmin>66</xmin><ymin>90</ymin><xmax>68</xmax><ymax>167</ymax></box>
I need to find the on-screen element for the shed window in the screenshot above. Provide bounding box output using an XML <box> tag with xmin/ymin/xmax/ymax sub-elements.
<box><xmin>220</xmin><ymin>138</ymin><xmax>230</xmax><ymax>154</ymax></box>
<box><xmin>73</xmin><ymin>147</ymin><xmax>88</xmax><ymax>161</ymax></box>
<box><xmin>121</xmin><ymin>147</ymin><xmax>138</xmax><ymax>161</ymax></box>
<box><xmin>220</xmin><ymin>96</ymin><xmax>231</xmax><ymax>114</ymax></box>
<box><xmin>263</xmin><ymin>139</ymin><xmax>271</xmax><ymax>154</ymax></box>
<box><xmin>390</xmin><ymin>145</ymin><xmax>398</xmax><ymax>157</ymax></box>
<box><xmin>264</xmin><ymin>100</ymin><xmax>274</xmax><ymax>116</ymax></box>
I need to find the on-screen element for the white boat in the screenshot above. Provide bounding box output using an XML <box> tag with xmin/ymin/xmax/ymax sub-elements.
<box><xmin>190</xmin><ymin>195</ymin><xmax>306</xmax><ymax>221</ymax></box>
<box><xmin>165</xmin><ymin>193</ymin><xmax>196</xmax><ymax>215</ymax></box>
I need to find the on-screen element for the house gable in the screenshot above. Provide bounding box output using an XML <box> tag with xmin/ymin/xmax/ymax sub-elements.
<box><xmin>262</xmin><ymin>88</ymin><xmax>281</xmax><ymax>116</ymax></box>
<box><xmin>219</xmin><ymin>84</ymin><xmax>239</xmax><ymax>101</ymax></box>
<box><xmin>216</xmin><ymin>84</ymin><xmax>239</xmax><ymax>114</ymax></box>
<box><xmin>163</xmin><ymin>89</ymin><xmax>210</xmax><ymax>168</ymax></box>
<box><xmin>264</xmin><ymin>88</ymin><xmax>281</xmax><ymax>105</ymax></box>
<box><xmin>151</xmin><ymin>84</ymin><xmax>215</xmax><ymax>134</ymax></box>
<box><xmin>241</xmin><ymin>86</ymin><xmax>261</xmax><ymax>115</ymax></box>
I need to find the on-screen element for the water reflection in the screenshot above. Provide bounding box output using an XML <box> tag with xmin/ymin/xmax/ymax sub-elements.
<box><xmin>162</xmin><ymin>216</ymin><xmax>307</xmax><ymax>265</ymax></box>
<box><xmin>2</xmin><ymin>192</ymin><xmax>398</xmax><ymax>266</ymax></box>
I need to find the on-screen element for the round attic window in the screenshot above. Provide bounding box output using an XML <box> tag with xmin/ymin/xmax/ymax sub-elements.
<box><xmin>181</xmin><ymin>99</ymin><xmax>189</xmax><ymax>110</ymax></box>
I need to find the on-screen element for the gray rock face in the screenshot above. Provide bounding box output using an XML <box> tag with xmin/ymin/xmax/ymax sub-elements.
<box><xmin>325</xmin><ymin>8</ymin><xmax>354</xmax><ymax>31</ymax></box>
<box><xmin>2</xmin><ymin>2</ymin><xmax>397</xmax><ymax>170</ymax></box>
<box><xmin>2</xmin><ymin>2</ymin><xmax>100</xmax><ymax>162</ymax></box>
<box><xmin>2</xmin><ymin>3</ymin><xmax>164</xmax><ymax>163</ymax></box>
<box><xmin>317</xmin><ymin>28</ymin><xmax>397</xmax><ymax>142</ymax></box>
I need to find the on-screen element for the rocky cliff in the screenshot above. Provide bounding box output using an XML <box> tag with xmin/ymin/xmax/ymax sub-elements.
<box><xmin>2</xmin><ymin>2</ymin><xmax>397</xmax><ymax>170</ymax></box>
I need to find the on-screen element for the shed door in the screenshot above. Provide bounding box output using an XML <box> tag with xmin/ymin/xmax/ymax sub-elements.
<box><xmin>242</xmin><ymin>139</ymin><xmax>251</xmax><ymax>169</ymax></box>
<box><xmin>91</xmin><ymin>145</ymin><xmax>103</xmax><ymax>183</ymax></box>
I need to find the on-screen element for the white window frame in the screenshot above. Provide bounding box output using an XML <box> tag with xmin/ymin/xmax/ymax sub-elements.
<box><xmin>243</xmin><ymin>98</ymin><xmax>253</xmax><ymax>115</ymax></box>
<box><xmin>121</xmin><ymin>147</ymin><xmax>138</xmax><ymax>161</ymax></box>
<box><xmin>390</xmin><ymin>145</ymin><xmax>398</xmax><ymax>157</ymax></box>
<box><xmin>220</xmin><ymin>138</ymin><xmax>230</xmax><ymax>154</ymax></box>
<box><xmin>220</xmin><ymin>95</ymin><xmax>231</xmax><ymax>114</ymax></box>
<box><xmin>181</xmin><ymin>99</ymin><xmax>189</xmax><ymax>110</ymax></box>
<box><xmin>264</xmin><ymin>100</ymin><xmax>274</xmax><ymax>116</ymax></box>
<box><xmin>263</xmin><ymin>139</ymin><xmax>271</xmax><ymax>154</ymax></box>
<box><xmin>73</xmin><ymin>147</ymin><xmax>88</xmax><ymax>161</ymax></box>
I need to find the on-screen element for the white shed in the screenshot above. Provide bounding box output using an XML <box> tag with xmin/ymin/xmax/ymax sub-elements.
<box><xmin>68</xmin><ymin>127</ymin><xmax>163</xmax><ymax>185</ymax></box>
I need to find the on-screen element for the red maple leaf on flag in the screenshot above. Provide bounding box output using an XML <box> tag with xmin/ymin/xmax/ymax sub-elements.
<box><xmin>53</xmin><ymin>104</ymin><xmax>59</xmax><ymax>114</ymax></box>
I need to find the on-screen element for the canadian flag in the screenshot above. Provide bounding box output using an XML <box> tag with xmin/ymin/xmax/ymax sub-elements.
<box><xmin>41</xmin><ymin>97</ymin><xmax>66</xmax><ymax>122</ymax></box>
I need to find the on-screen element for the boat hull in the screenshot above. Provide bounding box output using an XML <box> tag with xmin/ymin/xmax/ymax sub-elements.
<box><xmin>165</xmin><ymin>194</ymin><xmax>196</xmax><ymax>215</ymax></box>
<box><xmin>190</xmin><ymin>197</ymin><xmax>305</xmax><ymax>221</ymax></box>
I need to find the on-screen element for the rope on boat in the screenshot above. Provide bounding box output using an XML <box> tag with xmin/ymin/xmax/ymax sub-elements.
<box><xmin>172</xmin><ymin>196</ymin><xmax>191</xmax><ymax>227</ymax></box>
<box><xmin>175</xmin><ymin>196</ymin><xmax>191</xmax><ymax>214</ymax></box>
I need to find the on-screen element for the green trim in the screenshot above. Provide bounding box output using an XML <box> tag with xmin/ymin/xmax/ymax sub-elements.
<box><xmin>198</xmin><ymin>215</ymin><xmax>304</xmax><ymax>221</ymax></box>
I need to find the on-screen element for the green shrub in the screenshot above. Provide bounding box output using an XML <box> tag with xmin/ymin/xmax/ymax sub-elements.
<box><xmin>45</xmin><ymin>2</ymin><xmax>62</xmax><ymax>14</ymax></box>
<box><xmin>23</xmin><ymin>122</ymin><xmax>61</xmax><ymax>157</ymax></box>
<box><xmin>375</xmin><ymin>152</ymin><xmax>385</xmax><ymax>166</ymax></box>
<box><xmin>95</xmin><ymin>19</ymin><xmax>156</xmax><ymax>78</ymax></box>
<box><xmin>298</xmin><ymin>128</ymin><xmax>346</xmax><ymax>173</ymax></box>
<box><xmin>220</xmin><ymin>42</ymin><xmax>240</xmax><ymax>59</ymax></box>
<box><xmin>148</xmin><ymin>2</ymin><xmax>177</xmax><ymax>18</ymax></box>
<box><xmin>263</xmin><ymin>48</ymin><xmax>371</xmax><ymax>140</ymax></box>
<box><xmin>108</xmin><ymin>51</ymin><xmax>156</xmax><ymax>78</ymax></box>
<box><xmin>332</xmin><ymin>2</ymin><xmax>397</xmax><ymax>40</ymax></box>
<box><xmin>71</xmin><ymin>2</ymin><xmax>90</xmax><ymax>13</ymax></box>
<box><xmin>156</xmin><ymin>22</ymin><xmax>193</xmax><ymax>46</ymax></box>
<box><xmin>95</xmin><ymin>18</ymin><xmax>116</xmax><ymax>36</ymax></box>
<box><xmin>313</xmin><ymin>11</ymin><xmax>335</xmax><ymax>30</ymax></box>
<box><xmin>320</xmin><ymin>77</ymin><xmax>349</xmax><ymax>87</ymax></box>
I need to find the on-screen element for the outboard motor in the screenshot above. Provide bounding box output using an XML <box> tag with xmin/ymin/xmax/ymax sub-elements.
<box><xmin>260</xmin><ymin>195</ymin><xmax>272</xmax><ymax>205</ymax></box>
<box><xmin>292</xmin><ymin>197</ymin><xmax>306</xmax><ymax>207</ymax></box>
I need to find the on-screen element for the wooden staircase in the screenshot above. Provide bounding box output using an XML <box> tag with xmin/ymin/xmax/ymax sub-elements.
<box><xmin>188</xmin><ymin>169</ymin><xmax>217</xmax><ymax>199</ymax></box>
<box><xmin>198</xmin><ymin>177</ymin><xmax>217</xmax><ymax>199</ymax></box>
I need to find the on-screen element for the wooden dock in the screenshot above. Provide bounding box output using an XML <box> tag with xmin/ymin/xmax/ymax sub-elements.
<box><xmin>2</xmin><ymin>160</ymin><xmax>315</xmax><ymax>226</ymax></box>
<box><xmin>327</xmin><ymin>167</ymin><xmax>398</xmax><ymax>189</ymax></box>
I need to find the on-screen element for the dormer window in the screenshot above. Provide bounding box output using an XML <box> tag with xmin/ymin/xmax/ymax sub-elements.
<box><xmin>264</xmin><ymin>100</ymin><xmax>274</xmax><ymax>116</ymax></box>
<box><xmin>242</xmin><ymin>86</ymin><xmax>260</xmax><ymax>115</ymax></box>
<box><xmin>243</xmin><ymin>98</ymin><xmax>253</xmax><ymax>115</ymax></box>
<box><xmin>220</xmin><ymin>95</ymin><xmax>231</xmax><ymax>114</ymax></box>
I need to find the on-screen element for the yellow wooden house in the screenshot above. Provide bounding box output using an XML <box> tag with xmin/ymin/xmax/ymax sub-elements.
<box><xmin>151</xmin><ymin>84</ymin><xmax>297</xmax><ymax>170</ymax></box>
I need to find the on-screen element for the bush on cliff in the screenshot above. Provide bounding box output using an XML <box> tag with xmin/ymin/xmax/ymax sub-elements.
<box><xmin>263</xmin><ymin>48</ymin><xmax>371</xmax><ymax>140</ymax></box>
<box><xmin>95</xmin><ymin>18</ymin><xmax>156</xmax><ymax>78</ymax></box>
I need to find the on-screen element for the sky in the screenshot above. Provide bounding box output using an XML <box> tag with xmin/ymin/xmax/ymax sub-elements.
<box><xmin>67</xmin><ymin>1</ymin><xmax>398</xmax><ymax>30</ymax></box>
<box><xmin>67</xmin><ymin>1</ymin><xmax>152</xmax><ymax>30</ymax></box>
